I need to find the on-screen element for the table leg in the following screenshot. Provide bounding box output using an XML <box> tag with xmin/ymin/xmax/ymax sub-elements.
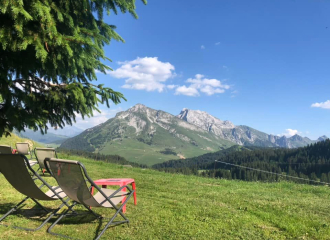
<box><xmin>121</xmin><ymin>183</ymin><xmax>127</xmax><ymax>213</ymax></box>
<box><xmin>132</xmin><ymin>182</ymin><xmax>137</xmax><ymax>205</ymax></box>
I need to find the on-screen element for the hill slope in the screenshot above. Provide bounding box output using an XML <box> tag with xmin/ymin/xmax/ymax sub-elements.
<box><xmin>60</xmin><ymin>104</ymin><xmax>235</xmax><ymax>165</ymax></box>
<box><xmin>0</xmin><ymin>154</ymin><xmax>330</xmax><ymax>239</ymax></box>
<box><xmin>0</xmin><ymin>132</ymin><xmax>43</xmax><ymax>149</ymax></box>
<box><xmin>177</xmin><ymin>108</ymin><xmax>326</xmax><ymax>148</ymax></box>
<box><xmin>155</xmin><ymin>139</ymin><xmax>330</xmax><ymax>184</ymax></box>
<box><xmin>152</xmin><ymin>145</ymin><xmax>252</xmax><ymax>169</ymax></box>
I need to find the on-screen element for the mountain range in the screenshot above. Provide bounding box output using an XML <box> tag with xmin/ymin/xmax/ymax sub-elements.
<box><xmin>177</xmin><ymin>108</ymin><xmax>327</xmax><ymax>148</ymax></box>
<box><xmin>60</xmin><ymin>104</ymin><xmax>236</xmax><ymax>165</ymax></box>
<box><xmin>60</xmin><ymin>104</ymin><xmax>328</xmax><ymax>165</ymax></box>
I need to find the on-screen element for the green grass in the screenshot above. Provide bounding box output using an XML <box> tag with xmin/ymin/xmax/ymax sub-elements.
<box><xmin>100</xmin><ymin>137</ymin><xmax>218</xmax><ymax>166</ymax></box>
<box><xmin>1</xmin><ymin>153</ymin><xmax>330</xmax><ymax>239</ymax></box>
<box><xmin>0</xmin><ymin>133</ymin><xmax>44</xmax><ymax>149</ymax></box>
<box><xmin>99</xmin><ymin>125</ymin><xmax>235</xmax><ymax>166</ymax></box>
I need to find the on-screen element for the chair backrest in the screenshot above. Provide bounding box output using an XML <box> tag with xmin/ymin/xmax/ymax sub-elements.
<box><xmin>16</xmin><ymin>142</ymin><xmax>30</xmax><ymax>155</ymax></box>
<box><xmin>34</xmin><ymin>148</ymin><xmax>57</xmax><ymax>169</ymax></box>
<box><xmin>0</xmin><ymin>154</ymin><xmax>56</xmax><ymax>200</ymax></box>
<box><xmin>0</xmin><ymin>145</ymin><xmax>12</xmax><ymax>154</ymax></box>
<box><xmin>45</xmin><ymin>158</ymin><xmax>102</xmax><ymax>207</ymax></box>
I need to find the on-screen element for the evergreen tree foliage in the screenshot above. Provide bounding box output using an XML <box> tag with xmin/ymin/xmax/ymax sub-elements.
<box><xmin>0</xmin><ymin>0</ymin><xmax>146</xmax><ymax>136</ymax></box>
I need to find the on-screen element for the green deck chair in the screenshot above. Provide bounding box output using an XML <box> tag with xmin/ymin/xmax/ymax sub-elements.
<box><xmin>0</xmin><ymin>154</ymin><xmax>73</xmax><ymax>232</ymax></box>
<box><xmin>34</xmin><ymin>148</ymin><xmax>57</xmax><ymax>174</ymax></box>
<box><xmin>45</xmin><ymin>158</ymin><xmax>135</xmax><ymax>240</ymax></box>
<box><xmin>16</xmin><ymin>142</ymin><xmax>37</xmax><ymax>167</ymax></box>
<box><xmin>0</xmin><ymin>145</ymin><xmax>12</xmax><ymax>154</ymax></box>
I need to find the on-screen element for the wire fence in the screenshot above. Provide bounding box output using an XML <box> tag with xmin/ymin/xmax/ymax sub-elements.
<box><xmin>214</xmin><ymin>160</ymin><xmax>329</xmax><ymax>186</ymax></box>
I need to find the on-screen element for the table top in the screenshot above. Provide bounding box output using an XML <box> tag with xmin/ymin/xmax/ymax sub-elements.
<box><xmin>94</xmin><ymin>178</ymin><xmax>135</xmax><ymax>185</ymax></box>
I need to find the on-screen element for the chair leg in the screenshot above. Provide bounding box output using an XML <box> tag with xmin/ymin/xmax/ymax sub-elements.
<box><xmin>47</xmin><ymin>201</ymin><xmax>99</xmax><ymax>239</ymax></box>
<box><xmin>95</xmin><ymin>191</ymin><xmax>134</xmax><ymax>240</ymax></box>
<box><xmin>48</xmin><ymin>191</ymin><xmax>134</xmax><ymax>240</ymax></box>
<box><xmin>0</xmin><ymin>196</ymin><xmax>29</xmax><ymax>223</ymax></box>
<box><xmin>47</xmin><ymin>201</ymin><xmax>80</xmax><ymax>239</ymax></box>
<box><xmin>0</xmin><ymin>197</ymin><xmax>67</xmax><ymax>232</ymax></box>
<box><xmin>31</xmin><ymin>198</ymin><xmax>51</xmax><ymax>213</ymax></box>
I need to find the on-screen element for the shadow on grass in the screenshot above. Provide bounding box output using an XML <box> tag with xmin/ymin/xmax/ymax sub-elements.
<box><xmin>0</xmin><ymin>202</ymin><xmax>98</xmax><ymax>225</ymax></box>
<box><xmin>0</xmin><ymin>202</ymin><xmax>128</xmax><ymax>239</ymax></box>
<box><xmin>0</xmin><ymin>203</ymin><xmax>51</xmax><ymax>218</ymax></box>
<box><xmin>44</xmin><ymin>209</ymin><xmax>130</xmax><ymax>240</ymax></box>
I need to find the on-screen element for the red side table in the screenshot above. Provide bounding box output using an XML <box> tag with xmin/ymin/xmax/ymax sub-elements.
<box><xmin>91</xmin><ymin>178</ymin><xmax>136</xmax><ymax>213</ymax></box>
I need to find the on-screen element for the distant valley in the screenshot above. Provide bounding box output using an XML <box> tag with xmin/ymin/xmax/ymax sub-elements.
<box><xmin>16</xmin><ymin>126</ymin><xmax>83</xmax><ymax>144</ymax></box>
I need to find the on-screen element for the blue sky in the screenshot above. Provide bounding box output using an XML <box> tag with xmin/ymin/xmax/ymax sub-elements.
<box><xmin>74</xmin><ymin>0</ymin><xmax>330</xmax><ymax>140</ymax></box>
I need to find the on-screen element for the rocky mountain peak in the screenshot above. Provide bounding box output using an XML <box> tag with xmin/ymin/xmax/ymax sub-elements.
<box><xmin>177</xmin><ymin>108</ymin><xmax>235</xmax><ymax>131</ymax></box>
<box><xmin>289</xmin><ymin>134</ymin><xmax>303</xmax><ymax>141</ymax></box>
<box><xmin>317</xmin><ymin>135</ymin><xmax>329</xmax><ymax>141</ymax></box>
<box><xmin>129</xmin><ymin>103</ymin><xmax>147</xmax><ymax>112</ymax></box>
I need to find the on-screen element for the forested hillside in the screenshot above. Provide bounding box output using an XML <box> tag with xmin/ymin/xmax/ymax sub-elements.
<box><xmin>152</xmin><ymin>145</ymin><xmax>254</xmax><ymax>169</ymax></box>
<box><xmin>154</xmin><ymin>139</ymin><xmax>330</xmax><ymax>183</ymax></box>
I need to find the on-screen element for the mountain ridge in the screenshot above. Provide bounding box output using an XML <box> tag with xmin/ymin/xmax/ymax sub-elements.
<box><xmin>60</xmin><ymin>104</ymin><xmax>328</xmax><ymax>165</ymax></box>
<box><xmin>177</xmin><ymin>108</ymin><xmax>327</xmax><ymax>148</ymax></box>
<box><xmin>60</xmin><ymin>104</ymin><xmax>235</xmax><ymax>165</ymax></box>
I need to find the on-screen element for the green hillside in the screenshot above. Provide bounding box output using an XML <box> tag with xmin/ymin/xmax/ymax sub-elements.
<box><xmin>60</xmin><ymin>104</ymin><xmax>235</xmax><ymax>165</ymax></box>
<box><xmin>0</xmin><ymin>154</ymin><xmax>330</xmax><ymax>239</ymax></box>
<box><xmin>98</xmin><ymin>123</ymin><xmax>234</xmax><ymax>166</ymax></box>
<box><xmin>0</xmin><ymin>132</ymin><xmax>43</xmax><ymax>149</ymax></box>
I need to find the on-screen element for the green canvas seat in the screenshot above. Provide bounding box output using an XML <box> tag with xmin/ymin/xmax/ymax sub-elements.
<box><xmin>0</xmin><ymin>145</ymin><xmax>12</xmax><ymax>154</ymax></box>
<box><xmin>16</xmin><ymin>142</ymin><xmax>37</xmax><ymax>167</ymax></box>
<box><xmin>34</xmin><ymin>147</ymin><xmax>57</xmax><ymax>174</ymax></box>
<box><xmin>0</xmin><ymin>154</ymin><xmax>72</xmax><ymax>232</ymax></box>
<box><xmin>45</xmin><ymin>158</ymin><xmax>135</xmax><ymax>240</ymax></box>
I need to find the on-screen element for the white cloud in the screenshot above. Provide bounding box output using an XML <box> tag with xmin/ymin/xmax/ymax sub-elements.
<box><xmin>74</xmin><ymin>108</ymin><xmax>122</xmax><ymax>129</ymax></box>
<box><xmin>311</xmin><ymin>100</ymin><xmax>330</xmax><ymax>109</ymax></box>
<box><xmin>175</xmin><ymin>86</ymin><xmax>200</xmax><ymax>97</ymax></box>
<box><xmin>215</xmin><ymin>42</ymin><xmax>221</xmax><ymax>45</ymax></box>
<box><xmin>278</xmin><ymin>129</ymin><xmax>301</xmax><ymax>137</ymax></box>
<box><xmin>167</xmin><ymin>84</ymin><xmax>178</xmax><ymax>89</ymax></box>
<box><xmin>201</xmin><ymin>45</ymin><xmax>205</xmax><ymax>49</ymax></box>
<box><xmin>200</xmin><ymin>85</ymin><xmax>225</xmax><ymax>95</ymax></box>
<box><xmin>222</xmin><ymin>65</ymin><xmax>228</xmax><ymax>70</ymax></box>
<box><xmin>108</xmin><ymin>57</ymin><xmax>175</xmax><ymax>92</ymax></box>
<box><xmin>174</xmin><ymin>74</ymin><xmax>230</xmax><ymax>97</ymax></box>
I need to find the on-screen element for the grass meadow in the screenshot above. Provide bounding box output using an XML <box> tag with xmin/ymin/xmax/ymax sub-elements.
<box><xmin>0</xmin><ymin>153</ymin><xmax>330</xmax><ymax>239</ymax></box>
